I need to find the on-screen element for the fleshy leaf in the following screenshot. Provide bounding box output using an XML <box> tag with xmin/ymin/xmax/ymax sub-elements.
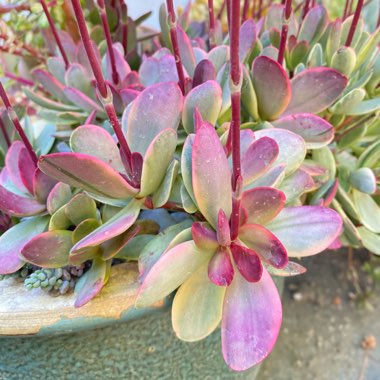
<box><xmin>139</xmin><ymin>129</ymin><xmax>177</xmax><ymax>197</ymax></box>
<box><xmin>0</xmin><ymin>216</ymin><xmax>48</xmax><ymax>274</ymax></box>
<box><xmin>192</xmin><ymin>123</ymin><xmax>232</xmax><ymax>228</ymax></box>
<box><xmin>352</xmin><ymin>190</ymin><xmax>380</xmax><ymax>233</ymax></box>
<box><xmin>208</xmin><ymin>247</ymin><xmax>234</xmax><ymax>286</ymax></box>
<box><xmin>349</xmin><ymin>168</ymin><xmax>376</xmax><ymax>194</ymax></box>
<box><xmin>172</xmin><ymin>260</ymin><xmax>226</xmax><ymax>341</ymax></box>
<box><xmin>65</xmin><ymin>193</ymin><xmax>97</xmax><ymax>226</ymax></box>
<box><xmin>221</xmin><ymin>267</ymin><xmax>282</xmax><ymax>371</ymax></box>
<box><xmin>239</xmin><ymin>224</ymin><xmax>288</xmax><ymax>269</ymax></box>
<box><xmin>251</xmin><ymin>56</ymin><xmax>291</xmax><ymax>120</ymax></box>
<box><xmin>64</xmin><ymin>87</ymin><xmax>105</xmax><ymax>115</ymax></box>
<box><xmin>239</xmin><ymin>19</ymin><xmax>256</xmax><ymax>62</ymax></box>
<box><xmin>74</xmin><ymin>257</ymin><xmax>110</xmax><ymax>308</ymax></box>
<box><xmin>139</xmin><ymin>54</ymin><xmax>178</xmax><ymax>87</ymax></box>
<box><xmin>241</xmin><ymin>187</ymin><xmax>286</xmax><ymax>225</ymax></box>
<box><xmin>231</xmin><ymin>243</ymin><xmax>263</xmax><ymax>283</ymax></box>
<box><xmin>33</xmin><ymin>69</ymin><xmax>67</xmax><ymax>101</ymax></box>
<box><xmin>181</xmin><ymin>134</ymin><xmax>196</xmax><ymax>203</ymax></box>
<box><xmin>47</xmin><ymin>182</ymin><xmax>72</xmax><ymax>215</ymax></box>
<box><xmin>71</xmin><ymin>198</ymin><xmax>143</xmax><ymax>254</ymax></box>
<box><xmin>152</xmin><ymin>160</ymin><xmax>179</xmax><ymax>208</ymax></box>
<box><xmin>192</xmin><ymin>60</ymin><xmax>216</xmax><ymax>87</ymax></box>
<box><xmin>358</xmin><ymin>227</ymin><xmax>380</xmax><ymax>255</ymax></box>
<box><xmin>136</xmin><ymin>241</ymin><xmax>214</xmax><ymax>308</ymax></box>
<box><xmin>182</xmin><ymin>80</ymin><xmax>222</xmax><ymax>134</ymax></box>
<box><xmin>217</xmin><ymin>209</ymin><xmax>231</xmax><ymax>247</ymax></box>
<box><xmin>33</xmin><ymin>168</ymin><xmax>57</xmax><ymax>203</ymax></box>
<box><xmin>298</xmin><ymin>5</ymin><xmax>327</xmax><ymax>45</ymax></box>
<box><xmin>20</xmin><ymin>230</ymin><xmax>72</xmax><ymax>268</ymax></box>
<box><xmin>247</xmin><ymin>164</ymin><xmax>286</xmax><ymax>189</ymax></box>
<box><xmin>241</xmin><ymin>137</ymin><xmax>279</xmax><ymax>185</ymax></box>
<box><xmin>38</xmin><ymin>153</ymin><xmax>138</xmax><ymax>199</ymax></box>
<box><xmin>192</xmin><ymin>222</ymin><xmax>219</xmax><ymax>251</ymax></box>
<box><xmin>126</xmin><ymin>82</ymin><xmax>183</xmax><ymax>155</ymax></box>
<box><xmin>267</xmin><ymin>261</ymin><xmax>307</xmax><ymax>276</ymax></box>
<box><xmin>279</xmin><ymin>169</ymin><xmax>314</xmax><ymax>205</ymax></box>
<box><xmin>5</xmin><ymin>141</ymin><xmax>30</xmax><ymax>194</ymax></box>
<box><xmin>176</xmin><ymin>24</ymin><xmax>196</xmax><ymax>76</ymax></box>
<box><xmin>18</xmin><ymin>147</ymin><xmax>35</xmax><ymax>194</ymax></box>
<box><xmin>284</xmin><ymin>68</ymin><xmax>348</xmax><ymax>115</ymax></box>
<box><xmin>266</xmin><ymin>206</ymin><xmax>343</xmax><ymax>257</ymax></box>
<box><xmin>272</xmin><ymin>113</ymin><xmax>334</xmax><ymax>149</ymax></box>
<box><xmin>254</xmin><ymin>129</ymin><xmax>306</xmax><ymax>175</ymax></box>
<box><xmin>70</xmin><ymin>125</ymin><xmax>124</xmax><ymax>172</ymax></box>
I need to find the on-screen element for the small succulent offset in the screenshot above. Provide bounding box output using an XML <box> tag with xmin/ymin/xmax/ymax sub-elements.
<box><xmin>1</xmin><ymin>0</ymin><xmax>376</xmax><ymax>373</ymax></box>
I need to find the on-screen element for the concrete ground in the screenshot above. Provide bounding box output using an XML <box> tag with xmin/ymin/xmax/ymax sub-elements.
<box><xmin>258</xmin><ymin>249</ymin><xmax>380</xmax><ymax>380</ymax></box>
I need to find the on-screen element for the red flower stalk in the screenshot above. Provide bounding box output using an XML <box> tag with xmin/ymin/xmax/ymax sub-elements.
<box><xmin>70</xmin><ymin>0</ymin><xmax>133</xmax><ymax>175</ymax></box>
<box><xmin>4</xmin><ymin>72</ymin><xmax>34</xmax><ymax>86</ymax></box>
<box><xmin>257</xmin><ymin>0</ymin><xmax>263</xmax><ymax>19</ymax></box>
<box><xmin>208</xmin><ymin>0</ymin><xmax>216</xmax><ymax>49</ymax></box>
<box><xmin>277</xmin><ymin>0</ymin><xmax>292</xmax><ymax>66</ymax></box>
<box><xmin>0</xmin><ymin>83</ymin><xmax>38</xmax><ymax>166</ymax></box>
<box><xmin>229</xmin><ymin>0</ymin><xmax>242</xmax><ymax>240</ymax></box>
<box><xmin>242</xmin><ymin>0</ymin><xmax>249</xmax><ymax>22</ymax></box>
<box><xmin>0</xmin><ymin>113</ymin><xmax>11</xmax><ymax>148</ymax></box>
<box><xmin>166</xmin><ymin>0</ymin><xmax>186</xmax><ymax>94</ymax></box>
<box><xmin>302</xmin><ymin>0</ymin><xmax>310</xmax><ymax>19</ymax></box>
<box><xmin>39</xmin><ymin>0</ymin><xmax>69</xmax><ymax>69</ymax></box>
<box><xmin>96</xmin><ymin>0</ymin><xmax>119</xmax><ymax>85</ymax></box>
<box><xmin>216</xmin><ymin>0</ymin><xmax>226</xmax><ymax>20</ymax></box>
<box><xmin>345</xmin><ymin>0</ymin><xmax>364</xmax><ymax>47</ymax></box>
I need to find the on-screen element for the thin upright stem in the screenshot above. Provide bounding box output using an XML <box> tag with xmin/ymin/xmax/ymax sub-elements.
<box><xmin>242</xmin><ymin>0</ymin><xmax>249</xmax><ymax>22</ymax></box>
<box><xmin>39</xmin><ymin>0</ymin><xmax>69</xmax><ymax>69</ymax></box>
<box><xmin>345</xmin><ymin>0</ymin><xmax>364</xmax><ymax>47</ymax></box>
<box><xmin>257</xmin><ymin>0</ymin><xmax>263</xmax><ymax>19</ymax></box>
<box><xmin>343</xmin><ymin>0</ymin><xmax>350</xmax><ymax>18</ymax></box>
<box><xmin>229</xmin><ymin>0</ymin><xmax>242</xmax><ymax>240</ymax></box>
<box><xmin>166</xmin><ymin>0</ymin><xmax>186</xmax><ymax>94</ymax></box>
<box><xmin>217</xmin><ymin>0</ymin><xmax>226</xmax><ymax>20</ymax></box>
<box><xmin>0</xmin><ymin>83</ymin><xmax>38</xmax><ymax>166</ymax></box>
<box><xmin>4</xmin><ymin>72</ymin><xmax>34</xmax><ymax>86</ymax></box>
<box><xmin>208</xmin><ymin>0</ymin><xmax>216</xmax><ymax>49</ymax></box>
<box><xmin>302</xmin><ymin>0</ymin><xmax>310</xmax><ymax>19</ymax></box>
<box><xmin>121</xmin><ymin>3</ymin><xmax>128</xmax><ymax>55</ymax></box>
<box><xmin>70</xmin><ymin>0</ymin><xmax>133</xmax><ymax>170</ymax></box>
<box><xmin>251</xmin><ymin>0</ymin><xmax>256</xmax><ymax>20</ymax></box>
<box><xmin>97</xmin><ymin>0</ymin><xmax>119</xmax><ymax>85</ymax></box>
<box><xmin>277</xmin><ymin>0</ymin><xmax>292</xmax><ymax>65</ymax></box>
<box><xmin>0</xmin><ymin>113</ymin><xmax>11</xmax><ymax>148</ymax></box>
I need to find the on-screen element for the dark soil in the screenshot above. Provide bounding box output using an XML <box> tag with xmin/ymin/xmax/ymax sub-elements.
<box><xmin>258</xmin><ymin>249</ymin><xmax>380</xmax><ymax>380</ymax></box>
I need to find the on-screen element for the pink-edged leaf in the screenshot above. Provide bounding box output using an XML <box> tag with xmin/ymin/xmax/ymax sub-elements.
<box><xmin>33</xmin><ymin>168</ymin><xmax>57</xmax><ymax>203</ymax></box>
<box><xmin>239</xmin><ymin>224</ymin><xmax>288</xmax><ymax>269</ymax></box>
<box><xmin>20</xmin><ymin>230</ymin><xmax>72</xmax><ymax>268</ymax></box>
<box><xmin>0</xmin><ymin>216</ymin><xmax>48</xmax><ymax>274</ymax></box>
<box><xmin>279</xmin><ymin>169</ymin><xmax>314</xmax><ymax>204</ymax></box>
<box><xmin>192</xmin><ymin>123</ymin><xmax>232</xmax><ymax>228</ymax></box>
<box><xmin>251</xmin><ymin>56</ymin><xmax>291</xmax><ymax>120</ymax></box>
<box><xmin>176</xmin><ymin>24</ymin><xmax>196</xmax><ymax>76</ymax></box>
<box><xmin>192</xmin><ymin>59</ymin><xmax>216</xmax><ymax>88</ymax></box>
<box><xmin>38</xmin><ymin>153</ymin><xmax>138</xmax><ymax>199</ymax></box>
<box><xmin>182</xmin><ymin>80</ymin><xmax>222</xmax><ymax>134</ymax></box>
<box><xmin>239</xmin><ymin>19</ymin><xmax>256</xmax><ymax>62</ymax></box>
<box><xmin>18</xmin><ymin>147</ymin><xmax>35</xmax><ymax>194</ymax></box>
<box><xmin>136</xmin><ymin>240</ymin><xmax>214</xmax><ymax>308</ymax></box>
<box><xmin>301</xmin><ymin>161</ymin><xmax>326</xmax><ymax>177</ymax></box>
<box><xmin>217</xmin><ymin>209</ymin><xmax>231</xmax><ymax>247</ymax></box>
<box><xmin>298</xmin><ymin>5</ymin><xmax>327</xmax><ymax>45</ymax></box>
<box><xmin>64</xmin><ymin>87</ymin><xmax>105</xmax><ymax>114</ymax></box>
<box><xmin>126</xmin><ymin>82</ymin><xmax>183</xmax><ymax>155</ymax></box>
<box><xmin>266</xmin><ymin>206</ymin><xmax>343</xmax><ymax>257</ymax></box>
<box><xmin>240</xmin><ymin>129</ymin><xmax>256</xmax><ymax>157</ymax></box>
<box><xmin>32</xmin><ymin>68</ymin><xmax>68</xmax><ymax>102</ymax></box>
<box><xmin>5</xmin><ymin>141</ymin><xmax>30</xmax><ymax>193</ymax></box>
<box><xmin>247</xmin><ymin>164</ymin><xmax>286</xmax><ymax>189</ymax></box>
<box><xmin>272</xmin><ymin>113</ymin><xmax>334</xmax><ymax>149</ymax></box>
<box><xmin>70</xmin><ymin>198</ymin><xmax>142</xmax><ymax>254</ymax></box>
<box><xmin>0</xmin><ymin>184</ymin><xmax>45</xmax><ymax>217</ymax></box>
<box><xmin>241</xmin><ymin>187</ymin><xmax>286</xmax><ymax>225</ymax></box>
<box><xmin>47</xmin><ymin>182</ymin><xmax>72</xmax><ymax>215</ymax></box>
<box><xmin>208</xmin><ymin>246</ymin><xmax>234</xmax><ymax>286</ymax></box>
<box><xmin>241</xmin><ymin>137</ymin><xmax>279</xmax><ymax>185</ymax></box>
<box><xmin>120</xmin><ymin>88</ymin><xmax>140</xmax><ymax>107</ymax></box>
<box><xmin>267</xmin><ymin>261</ymin><xmax>307</xmax><ymax>277</ymax></box>
<box><xmin>230</xmin><ymin>243</ymin><xmax>263</xmax><ymax>283</ymax></box>
<box><xmin>70</xmin><ymin>124</ymin><xmax>124</xmax><ymax>172</ymax></box>
<box><xmin>74</xmin><ymin>257</ymin><xmax>110</xmax><ymax>308</ymax></box>
<box><xmin>105</xmin><ymin>44</ymin><xmax>131</xmax><ymax>84</ymax></box>
<box><xmin>192</xmin><ymin>222</ymin><xmax>219</xmax><ymax>251</ymax></box>
<box><xmin>222</xmin><ymin>266</ymin><xmax>282</xmax><ymax>371</ymax></box>
<box><xmin>283</xmin><ymin>68</ymin><xmax>348</xmax><ymax>115</ymax></box>
<box><xmin>139</xmin><ymin>54</ymin><xmax>178</xmax><ymax>87</ymax></box>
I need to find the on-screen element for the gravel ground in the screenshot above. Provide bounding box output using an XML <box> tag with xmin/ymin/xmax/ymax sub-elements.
<box><xmin>258</xmin><ymin>249</ymin><xmax>380</xmax><ymax>380</ymax></box>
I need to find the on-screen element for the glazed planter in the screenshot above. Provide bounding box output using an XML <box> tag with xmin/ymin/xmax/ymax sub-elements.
<box><xmin>0</xmin><ymin>263</ymin><xmax>263</xmax><ymax>379</ymax></box>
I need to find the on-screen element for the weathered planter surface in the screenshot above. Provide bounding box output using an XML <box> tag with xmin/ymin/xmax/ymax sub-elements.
<box><xmin>0</xmin><ymin>263</ymin><xmax>261</xmax><ymax>379</ymax></box>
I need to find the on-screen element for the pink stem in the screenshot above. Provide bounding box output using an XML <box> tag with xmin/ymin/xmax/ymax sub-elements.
<box><xmin>84</xmin><ymin>109</ymin><xmax>97</xmax><ymax>124</ymax></box>
<box><xmin>0</xmin><ymin>113</ymin><xmax>11</xmax><ymax>148</ymax></box>
<box><xmin>70</xmin><ymin>0</ymin><xmax>133</xmax><ymax>169</ymax></box>
<box><xmin>97</xmin><ymin>0</ymin><xmax>119</xmax><ymax>85</ymax></box>
<box><xmin>4</xmin><ymin>72</ymin><xmax>34</xmax><ymax>86</ymax></box>
<box><xmin>229</xmin><ymin>0</ymin><xmax>242</xmax><ymax>240</ymax></box>
<box><xmin>343</xmin><ymin>0</ymin><xmax>349</xmax><ymax>18</ymax></box>
<box><xmin>251</xmin><ymin>0</ymin><xmax>256</xmax><ymax>20</ymax></box>
<box><xmin>345</xmin><ymin>0</ymin><xmax>364</xmax><ymax>47</ymax></box>
<box><xmin>208</xmin><ymin>0</ymin><xmax>216</xmax><ymax>49</ymax></box>
<box><xmin>121</xmin><ymin>3</ymin><xmax>128</xmax><ymax>55</ymax></box>
<box><xmin>277</xmin><ymin>0</ymin><xmax>292</xmax><ymax>65</ymax></box>
<box><xmin>0</xmin><ymin>83</ymin><xmax>38</xmax><ymax>166</ymax></box>
<box><xmin>217</xmin><ymin>0</ymin><xmax>226</xmax><ymax>20</ymax></box>
<box><xmin>226</xmin><ymin>0</ymin><xmax>231</xmax><ymax>30</ymax></box>
<box><xmin>166</xmin><ymin>0</ymin><xmax>186</xmax><ymax>94</ymax></box>
<box><xmin>242</xmin><ymin>0</ymin><xmax>249</xmax><ymax>22</ymax></box>
<box><xmin>39</xmin><ymin>0</ymin><xmax>69</xmax><ymax>69</ymax></box>
<box><xmin>257</xmin><ymin>0</ymin><xmax>263</xmax><ymax>18</ymax></box>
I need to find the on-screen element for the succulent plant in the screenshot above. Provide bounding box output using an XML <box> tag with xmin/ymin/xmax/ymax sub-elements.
<box><xmin>1</xmin><ymin>0</ymin><xmax>377</xmax><ymax>373</ymax></box>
